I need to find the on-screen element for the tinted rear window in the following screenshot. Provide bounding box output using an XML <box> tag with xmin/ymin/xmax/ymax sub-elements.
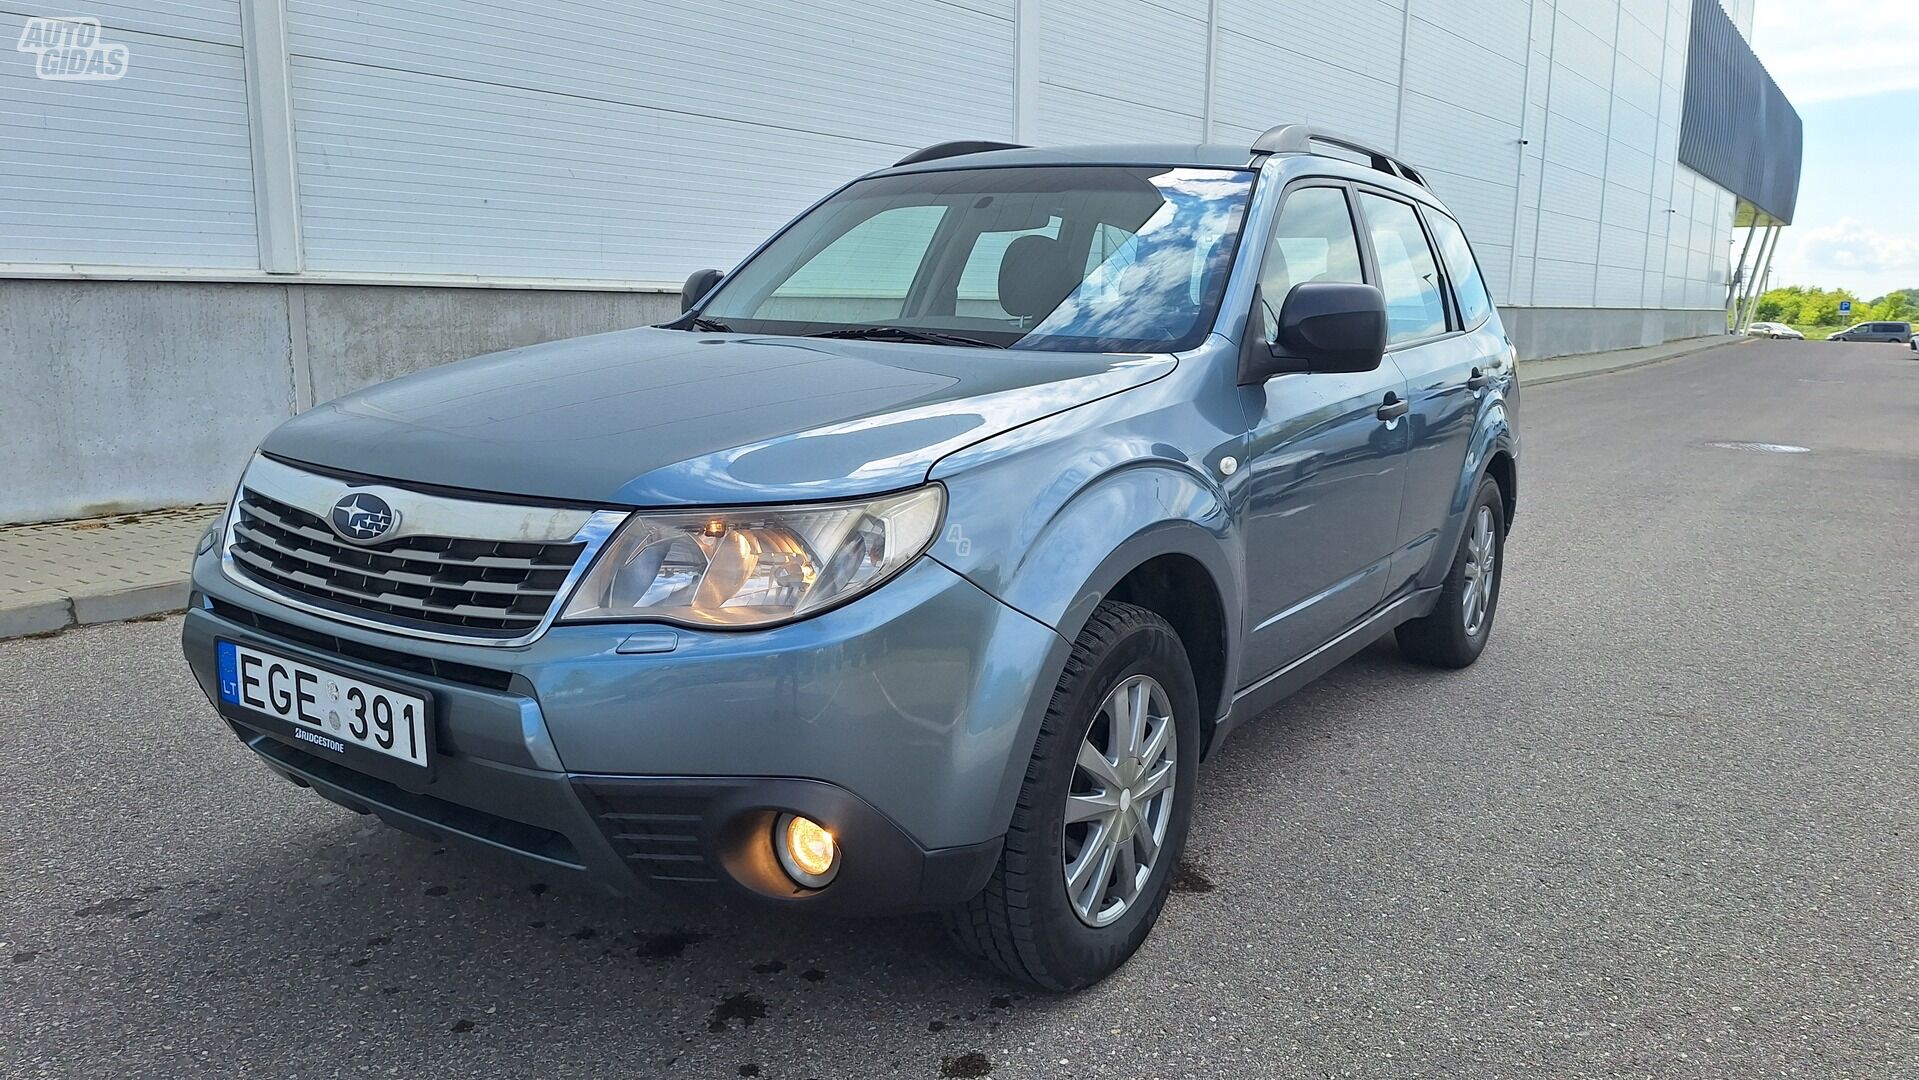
<box><xmin>1425</xmin><ymin>210</ymin><xmax>1493</xmax><ymax>329</ymax></box>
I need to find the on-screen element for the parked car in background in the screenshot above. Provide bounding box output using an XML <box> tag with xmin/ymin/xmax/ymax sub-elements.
<box><xmin>180</xmin><ymin>126</ymin><xmax>1520</xmax><ymax>991</ymax></box>
<box><xmin>1827</xmin><ymin>321</ymin><xmax>1912</xmax><ymax>342</ymax></box>
<box><xmin>1744</xmin><ymin>322</ymin><xmax>1802</xmax><ymax>339</ymax></box>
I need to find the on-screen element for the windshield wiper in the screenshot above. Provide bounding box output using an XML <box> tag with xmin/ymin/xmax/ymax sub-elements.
<box><xmin>807</xmin><ymin>325</ymin><xmax>1005</xmax><ymax>349</ymax></box>
<box><xmin>684</xmin><ymin>315</ymin><xmax>734</xmax><ymax>332</ymax></box>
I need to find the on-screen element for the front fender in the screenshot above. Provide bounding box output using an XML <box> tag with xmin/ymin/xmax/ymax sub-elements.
<box><xmin>1000</xmin><ymin>466</ymin><xmax>1233</xmax><ymax>630</ymax></box>
<box><xmin>920</xmin><ymin>348</ymin><xmax>1249</xmax><ymax>826</ymax></box>
<box><xmin>931</xmin><ymin>458</ymin><xmax>1242</xmax><ymax>718</ymax></box>
<box><xmin>925</xmin><ymin>344</ymin><xmax>1246</xmax><ymax>634</ymax></box>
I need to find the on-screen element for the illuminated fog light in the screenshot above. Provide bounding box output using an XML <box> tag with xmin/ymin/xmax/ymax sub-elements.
<box><xmin>775</xmin><ymin>813</ymin><xmax>840</xmax><ymax>888</ymax></box>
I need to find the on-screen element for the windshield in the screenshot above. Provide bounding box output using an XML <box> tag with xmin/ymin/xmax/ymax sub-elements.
<box><xmin>698</xmin><ymin>165</ymin><xmax>1254</xmax><ymax>352</ymax></box>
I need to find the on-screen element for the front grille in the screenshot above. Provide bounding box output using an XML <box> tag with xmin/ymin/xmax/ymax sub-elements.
<box><xmin>228</xmin><ymin>489</ymin><xmax>586</xmax><ymax>638</ymax></box>
<box><xmin>576</xmin><ymin>784</ymin><xmax>719</xmax><ymax>885</ymax></box>
<box><xmin>207</xmin><ymin>598</ymin><xmax>514</xmax><ymax>692</ymax></box>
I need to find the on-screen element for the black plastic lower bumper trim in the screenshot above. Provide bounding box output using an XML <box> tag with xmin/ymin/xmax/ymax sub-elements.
<box><xmin>573</xmin><ymin>775</ymin><xmax>1002</xmax><ymax>914</ymax></box>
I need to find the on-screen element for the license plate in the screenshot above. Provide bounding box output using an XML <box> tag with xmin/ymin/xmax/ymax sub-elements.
<box><xmin>217</xmin><ymin>641</ymin><xmax>429</xmax><ymax>768</ymax></box>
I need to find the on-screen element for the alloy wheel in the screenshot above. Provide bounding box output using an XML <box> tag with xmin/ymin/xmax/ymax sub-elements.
<box><xmin>1461</xmin><ymin>505</ymin><xmax>1497</xmax><ymax>636</ymax></box>
<box><xmin>1061</xmin><ymin>674</ymin><xmax>1177</xmax><ymax>927</ymax></box>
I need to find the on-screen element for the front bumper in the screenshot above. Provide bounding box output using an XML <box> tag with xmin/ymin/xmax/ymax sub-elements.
<box><xmin>182</xmin><ymin>552</ymin><xmax>1067</xmax><ymax>912</ymax></box>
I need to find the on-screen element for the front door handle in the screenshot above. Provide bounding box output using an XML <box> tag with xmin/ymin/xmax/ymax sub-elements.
<box><xmin>1466</xmin><ymin>368</ymin><xmax>1490</xmax><ymax>391</ymax></box>
<box><xmin>1376</xmin><ymin>392</ymin><xmax>1409</xmax><ymax>422</ymax></box>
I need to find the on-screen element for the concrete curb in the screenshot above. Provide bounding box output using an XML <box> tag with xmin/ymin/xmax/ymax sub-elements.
<box><xmin>0</xmin><ymin>598</ymin><xmax>76</xmax><ymax>639</ymax></box>
<box><xmin>1</xmin><ymin>582</ymin><xmax>190</xmax><ymax>642</ymax></box>
<box><xmin>72</xmin><ymin>581</ymin><xmax>191</xmax><ymax>625</ymax></box>
<box><xmin>1520</xmin><ymin>335</ymin><xmax>1746</xmax><ymax>387</ymax></box>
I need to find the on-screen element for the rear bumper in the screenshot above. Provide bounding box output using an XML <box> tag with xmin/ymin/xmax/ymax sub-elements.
<box><xmin>181</xmin><ymin>550</ymin><xmax>1063</xmax><ymax>912</ymax></box>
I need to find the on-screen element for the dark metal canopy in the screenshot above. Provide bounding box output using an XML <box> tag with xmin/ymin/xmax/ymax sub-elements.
<box><xmin>1678</xmin><ymin>0</ymin><xmax>1801</xmax><ymax>225</ymax></box>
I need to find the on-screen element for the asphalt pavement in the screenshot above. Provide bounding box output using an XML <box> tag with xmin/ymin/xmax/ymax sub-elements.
<box><xmin>2</xmin><ymin>339</ymin><xmax>1914</xmax><ymax>1079</ymax></box>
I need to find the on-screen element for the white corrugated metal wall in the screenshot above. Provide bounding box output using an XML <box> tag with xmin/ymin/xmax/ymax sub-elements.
<box><xmin>282</xmin><ymin>0</ymin><xmax>1016</xmax><ymax>281</ymax></box>
<box><xmin>1</xmin><ymin>0</ymin><xmax>1744</xmax><ymax>309</ymax></box>
<box><xmin>1</xmin><ymin>0</ymin><xmax>255</xmax><ymax>267</ymax></box>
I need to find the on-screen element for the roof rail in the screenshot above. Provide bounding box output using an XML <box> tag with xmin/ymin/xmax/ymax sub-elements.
<box><xmin>1250</xmin><ymin>123</ymin><xmax>1426</xmax><ymax>188</ymax></box>
<box><xmin>894</xmin><ymin>140</ymin><xmax>1027</xmax><ymax>167</ymax></box>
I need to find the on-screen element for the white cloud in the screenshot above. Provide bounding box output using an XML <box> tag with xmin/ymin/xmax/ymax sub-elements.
<box><xmin>1767</xmin><ymin>219</ymin><xmax>1919</xmax><ymax>296</ymax></box>
<box><xmin>1795</xmin><ymin>218</ymin><xmax>1919</xmax><ymax>273</ymax></box>
<box><xmin>1751</xmin><ymin>1</ymin><xmax>1919</xmax><ymax>103</ymax></box>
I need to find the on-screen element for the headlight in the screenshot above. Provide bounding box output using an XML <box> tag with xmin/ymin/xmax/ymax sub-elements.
<box><xmin>559</xmin><ymin>485</ymin><xmax>944</xmax><ymax>628</ymax></box>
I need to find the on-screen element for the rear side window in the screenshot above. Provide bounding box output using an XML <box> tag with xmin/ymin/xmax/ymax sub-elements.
<box><xmin>1425</xmin><ymin>210</ymin><xmax>1493</xmax><ymax>329</ymax></box>
<box><xmin>1358</xmin><ymin>192</ymin><xmax>1448</xmax><ymax>344</ymax></box>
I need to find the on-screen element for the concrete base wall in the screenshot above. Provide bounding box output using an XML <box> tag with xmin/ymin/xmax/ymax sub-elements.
<box><xmin>1</xmin><ymin>280</ymin><xmax>678</xmax><ymax>524</ymax></box>
<box><xmin>0</xmin><ymin>282</ymin><xmax>1727</xmax><ymax>524</ymax></box>
<box><xmin>1503</xmin><ymin>306</ymin><xmax>1727</xmax><ymax>361</ymax></box>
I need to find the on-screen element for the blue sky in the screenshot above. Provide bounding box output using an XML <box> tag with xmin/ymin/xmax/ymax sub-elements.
<box><xmin>1749</xmin><ymin>2</ymin><xmax>1919</xmax><ymax>298</ymax></box>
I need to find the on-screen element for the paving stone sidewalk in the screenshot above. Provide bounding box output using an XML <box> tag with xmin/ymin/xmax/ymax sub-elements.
<box><xmin>0</xmin><ymin>505</ymin><xmax>220</xmax><ymax>638</ymax></box>
<box><xmin>0</xmin><ymin>336</ymin><xmax>1747</xmax><ymax>641</ymax></box>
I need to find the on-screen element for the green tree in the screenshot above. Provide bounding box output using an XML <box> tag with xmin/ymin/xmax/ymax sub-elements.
<box><xmin>1869</xmin><ymin>289</ymin><xmax>1919</xmax><ymax>322</ymax></box>
<box><xmin>1747</xmin><ymin>284</ymin><xmax>1895</xmax><ymax>330</ymax></box>
<box><xmin>1745</xmin><ymin>283</ymin><xmax>1919</xmax><ymax>332</ymax></box>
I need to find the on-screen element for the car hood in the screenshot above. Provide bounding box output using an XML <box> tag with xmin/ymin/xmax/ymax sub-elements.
<box><xmin>261</xmin><ymin>327</ymin><xmax>1173</xmax><ymax>506</ymax></box>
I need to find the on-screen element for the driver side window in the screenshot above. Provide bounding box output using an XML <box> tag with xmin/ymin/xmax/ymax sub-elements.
<box><xmin>1259</xmin><ymin>187</ymin><xmax>1365</xmax><ymax>338</ymax></box>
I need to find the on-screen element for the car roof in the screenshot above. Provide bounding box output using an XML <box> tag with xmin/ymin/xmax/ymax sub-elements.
<box><xmin>878</xmin><ymin>142</ymin><xmax>1450</xmax><ymax>214</ymax></box>
<box><xmin>883</xmin><ymin>143</ymin><xmax>1261</xmax><ymax>173</ymax></box>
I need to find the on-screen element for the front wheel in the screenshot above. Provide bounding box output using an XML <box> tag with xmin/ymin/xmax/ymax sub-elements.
<box><xmin>945</xmin><ymin>601</ymin><xmax>1200</xmax><ymax>991</ymax></box>
<box><xmin>1396</xmin><ymin>476</ymin><xmax>1506</xmax><ymax>668</ymax></box>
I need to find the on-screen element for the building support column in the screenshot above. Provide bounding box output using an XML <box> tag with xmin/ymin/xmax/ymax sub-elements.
<box><xmin>1012</xmin><ymin>0</ymin><xmax>1040</xmax><ymax>142</ymax></box>
<box><xmin>1727</xmin><ymin>222</ymin><xmax>1758</xmax><ymax>326</ymax></box>
<box><xmin>1200</xmin><ymin>0</ymin><xmax>1220</xmax><ymax>142</ymax></box>
<box><xmin>1736</xmin><ymin>225</ymin><xmax>1779</xmax><ymax>332</ymax></box>
<box><xmin>240</xmin><ymin>0</ymin><xmax>303</xmax><ymax>273</ymax></box>
<box><xmin>1751</xmin><ymin>229</ymin><xmax>1780</xmax><ymax>317</ymax></box>
<box><xmin>1760</xmin><ymin>225</ymin><xmax>1784</xmax><ymax>327</ymax></box>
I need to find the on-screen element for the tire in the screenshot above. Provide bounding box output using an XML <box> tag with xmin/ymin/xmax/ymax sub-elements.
<box><xmin>945</xmin><ymin>601</ymin><xmax>1201</xmax><ymax>991</ymax></box>
<box><xmin>1396</xmin><ymin>476</ymin><xmax>1506</xmax><ymax>668</ymax></box>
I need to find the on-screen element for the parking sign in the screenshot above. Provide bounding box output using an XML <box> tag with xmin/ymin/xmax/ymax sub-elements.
<box><xmin>1839</xmin><ymin>300</ymin><xmax>1852</xmax><ymax>315</ymax></box>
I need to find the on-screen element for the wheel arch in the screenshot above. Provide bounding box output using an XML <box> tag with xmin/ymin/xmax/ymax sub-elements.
<box><xmin>1102</xmin><ymin>551</ymin><xmax>1231</xmax><ymax>754</ymax></box>
<box><xmin>974</xmin><ymin>462</ymin><xmax>1243</xmax><ymax>733</ymax></box>
<box><xmin>1484</xmin><ymin>445</ymin><xmax>1517</xmax><ymax>532</ymax></box>
<box><xmin>1419</xmin><ymin>407</ymin><xmax>1518</xmax><ymax>591</ymax></box>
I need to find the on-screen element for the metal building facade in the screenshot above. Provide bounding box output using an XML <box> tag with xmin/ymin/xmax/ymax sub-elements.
<box><xmin>1</xmin><ymin>0</ymin><xmax>1784</xmax><ymax>522</ymax></box>
<box><xmin>1677</xmin><ymin>0</ymin><xmax>1800</xmax><ymax>225</ymax></box>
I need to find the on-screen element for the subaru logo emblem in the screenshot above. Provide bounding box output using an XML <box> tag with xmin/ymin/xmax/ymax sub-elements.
<box><xmin>329</xmin><ymin>492</ymin><xmax>399</xmax><ymax>543</ymax></box>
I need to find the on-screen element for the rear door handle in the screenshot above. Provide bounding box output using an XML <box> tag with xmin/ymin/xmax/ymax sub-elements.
<box><xmin>1376</xmin><ymin>392</ymin><xmax>1409</xmax><ymax>421</ymax></box>
<box><xmin>1466</xmin><ymin>368</ymin><xmax>1490</xmax><ymax>391</ymax></box>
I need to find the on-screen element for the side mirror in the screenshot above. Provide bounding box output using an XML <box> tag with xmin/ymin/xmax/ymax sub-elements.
<box><xmin>1239</xmin><ymin>282</ymin><xmax>1388</xmax><ymax>384</ymax></box>
<box><xmin>681</xmin><ymin>268</ymin><xmax>725</xmax><ymax>313</ymax></box>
